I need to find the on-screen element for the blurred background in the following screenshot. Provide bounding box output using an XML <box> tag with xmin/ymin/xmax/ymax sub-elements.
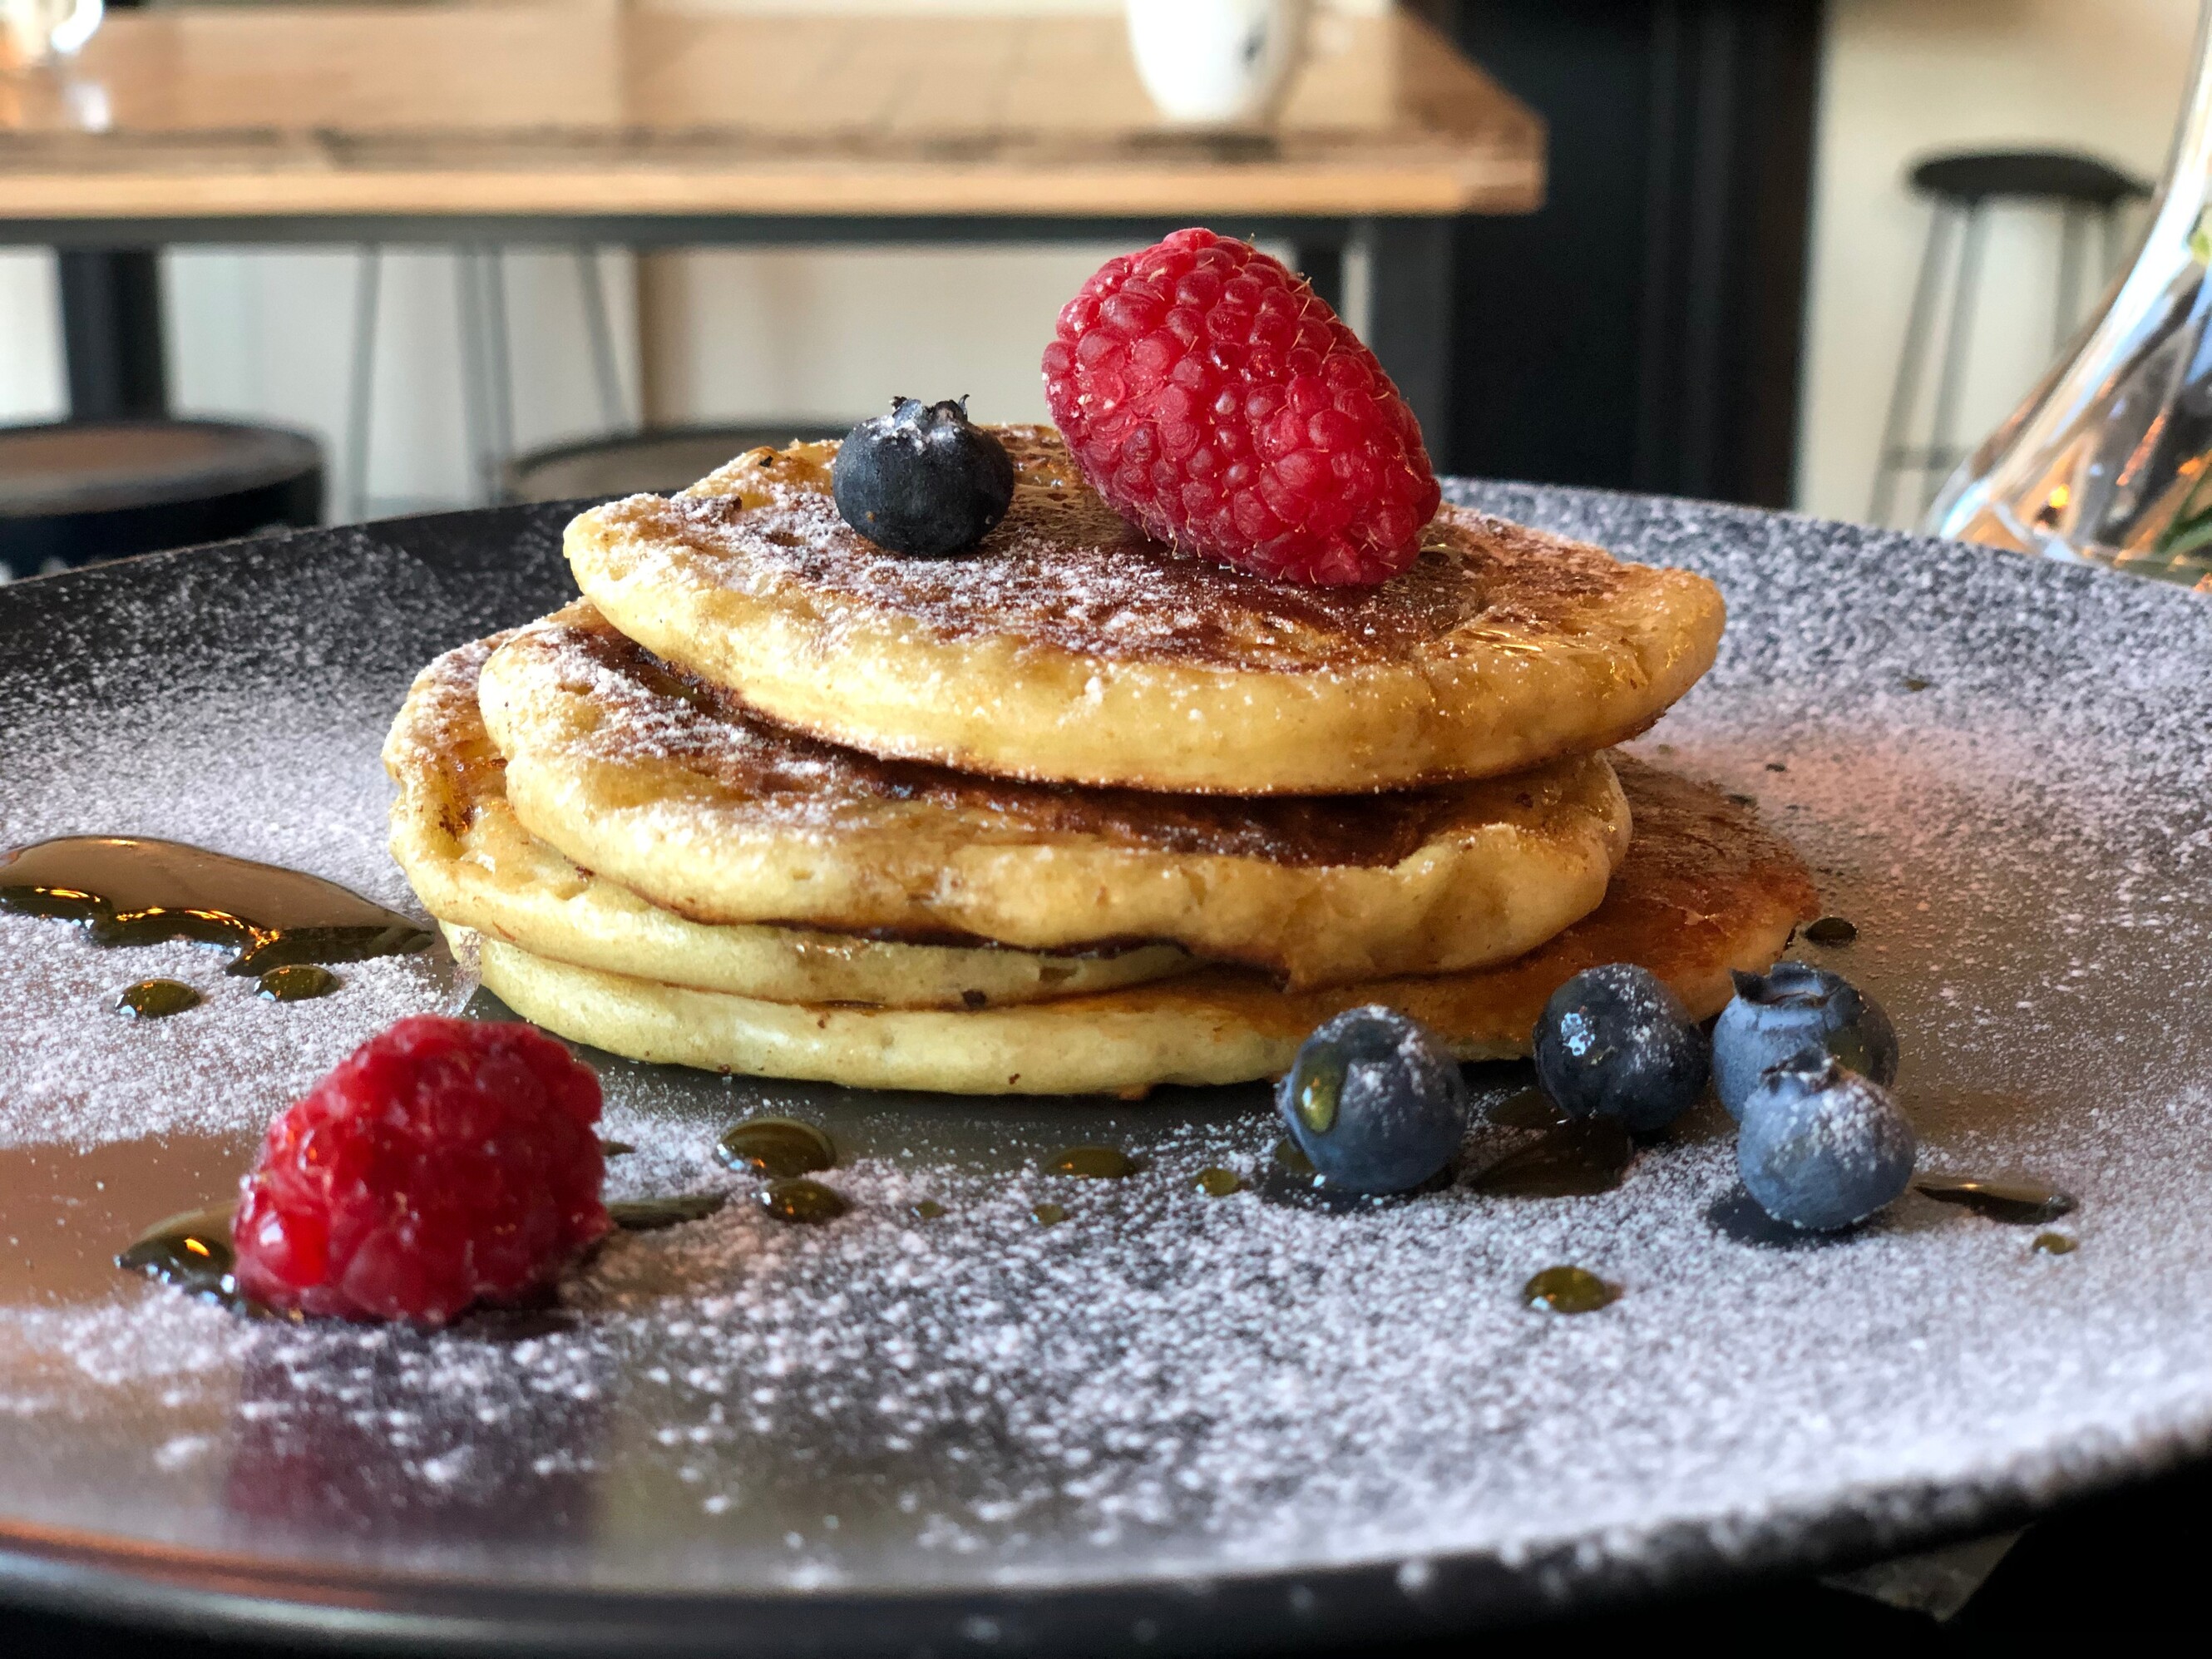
<box><xmin>0</xmin><ymin>0</ymin><xmax>2195</xmax><ymax>536</ymax></box>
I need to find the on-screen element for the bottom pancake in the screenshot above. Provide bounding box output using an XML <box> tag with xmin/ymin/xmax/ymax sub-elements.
<box><xmin>472</xmin><ymin>762</ymin><xmax>1817</xmax><ymax>1095</ymax></box>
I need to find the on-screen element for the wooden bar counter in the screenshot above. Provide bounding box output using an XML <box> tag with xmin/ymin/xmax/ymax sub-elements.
<box><xmin>0</xmin><ymin>1</ymin><xmax>1544</xmax><ymax>452</ymax></box>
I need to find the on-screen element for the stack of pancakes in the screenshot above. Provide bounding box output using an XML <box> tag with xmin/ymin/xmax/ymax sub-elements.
<box><xmin>385</xmin><ymin>429</ymin><xmax>1815</xmax><ymax>1096</ymax></box>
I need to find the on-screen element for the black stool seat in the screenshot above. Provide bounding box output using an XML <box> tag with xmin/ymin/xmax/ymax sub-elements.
<box><xmin>1910</xmin><ymin>150</ymin><xmax>2151</xmax><ymax>209</ymax></box>
<box><xmin>505</xmin><ymin>422</ymin><xmax>853</xmax><ymax>504</ymax></box>
<box><xmin>0</xmin><ymin>419</ymin><xmax>323</xmax><ymax>580</ymax></box>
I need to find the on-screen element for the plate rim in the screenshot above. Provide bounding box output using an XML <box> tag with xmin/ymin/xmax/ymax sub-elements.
<box><xmin>2</xmin><ymin>496</ymin><xmax>2207</xmax><ymax>1647</ymax></box>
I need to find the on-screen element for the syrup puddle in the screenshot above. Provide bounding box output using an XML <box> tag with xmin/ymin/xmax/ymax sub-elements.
<box><xmin>0</xmin><ymin>836</ymin><xmax>432</xmax><ymax>975</ymax></box>
<box><xmin>0</xmin><ymin>1130</ymin><xmax>259</xmax><ymax>1306</ymax></box>
<box><xmin>1469</xmin><ymin>1118</ymin><xmax>1634</xmax><ymax>1197</ymax></box>
<box><xmin>1914</xmin><ymin>1174</ymin><xmax>2079</xmax><ymax>1225</ymax></box>
<box><xmin>716</xmin><ymin>1117</ymin><xmax>835</xmax><ymax>1178</ymax></box>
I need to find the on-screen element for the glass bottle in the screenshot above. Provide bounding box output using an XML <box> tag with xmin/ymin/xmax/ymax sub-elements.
<box><xmin>1930</xmin><ymin>1</ymin><xmax>2212</xmax><ymax>588</ymax></box>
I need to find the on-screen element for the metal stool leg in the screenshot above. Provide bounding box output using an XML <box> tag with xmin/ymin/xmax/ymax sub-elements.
<box><xmin>575</xmin><ymin>247</ymin><xmax>629</xmax><ymax>433</ymax></box>
<box><xmin>1924</xmin><ymin>203</ymin><xmax>1988</xmax><ymax>511</ymax></box>
<box><xmin>344</xmin><ymin>246</ymin><xmax>382</xmax><ymax>523</ymax></box>
<box><xmin>2055</xmin><ymin>205</ymin><xmax>2083</xmax><ymax>354</ymax></box>
<box><xmin>454</xmin><ymin>248</ymin><xmax>516</xmax><ymax>505</ymax></box>
<box><xmin>482</xmin><ymin>249</ymin><xmax>516</xmax><ymax>491</ymax></box>
<box><xmin>454</xmin><ymin>250</ymin><xmax>489</xmax><ymax>505</ymax></box>
<box><xmin>1872</xmin><ymin>204</ymin><xmax>1955</xmax><ymax>525</ymax></box>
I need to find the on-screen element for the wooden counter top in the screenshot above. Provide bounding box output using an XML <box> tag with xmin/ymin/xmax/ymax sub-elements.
<box><xmin>0</xmin><ymin>2</ymin><xmax>1543</xmax><ymax>222</ymax></box>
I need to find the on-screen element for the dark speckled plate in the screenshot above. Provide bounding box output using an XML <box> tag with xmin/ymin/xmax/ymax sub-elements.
<box><xmin>3</xmin><ymin>489</ymin><xmax>2211</xmax><ymax>1654</ymax></box>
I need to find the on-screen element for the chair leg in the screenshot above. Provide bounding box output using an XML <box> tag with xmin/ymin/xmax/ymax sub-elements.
<box><xmin>1925</xmin><ymin>204</ymin><xmax>1988</xmax><ymax>511</ymax></box>
<box><xmin>575</xmin><ymin>247</ymin><xmax>629</xmax><ymax>432</ymax></box>
<box><xmin>344</xmin><ymin>246</ymin><xmax>381</xmax><ymax>523</ymax></box>
<box><xmin>1871</xmin><ymin>205</ymin><xmax>1953</xmax><ymax>525</ymax></box>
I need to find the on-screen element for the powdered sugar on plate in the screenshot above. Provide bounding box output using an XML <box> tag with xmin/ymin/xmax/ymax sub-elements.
<box><xmin>5</xmin><ymin>493</ymin><xmax>2212</xmax><ymax>1621</ymax></box>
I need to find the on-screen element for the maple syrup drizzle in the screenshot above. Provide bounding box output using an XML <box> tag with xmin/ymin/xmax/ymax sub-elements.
<box><xmin>1045</xmin><ymin>1145</ymin><xmax>1138</xmax><ymax>1179</ymax></box>
<box><xmin>1522</xmin><ymin>1266</ymin><xmax>1617</xmax><ymax>1313</ymax></box>
<box><xmin>256</xmin><ymin>965</ymin><xmax>338</xmax><ymax>1003</ymax></box>
<box><xmin>115</xmin><ymin>979</ymin><xmax>200</xmax><ymax>1019</ymax></box>
<box><xmin>1469</xmin><ymin>1118</ymin><xmax>1634</xmax><ymax>1197</ymax></box>
<box><xmin>758</xmin><ymin>1178</ymin><xmax>848</xmax><ymax>1223</ymax></box>
<box><xmin>1914</xmin><ymin>1174</ymin><xmax>2078</xmax><ymax>1225</ymax></box>
<box><xmin>609</xmin><ymin>1193</ymin><xmax>726</xmax><ymax>1231</ymax></box>
<box><xmin>717</xmin><ymin>1117</ymin><xmax>836</xmax><ymax>1178</ymax></box>
<box><xmin>0</xmin><ymin>836</ymin><xmax>432</xmax><ymax>975</ymax></box>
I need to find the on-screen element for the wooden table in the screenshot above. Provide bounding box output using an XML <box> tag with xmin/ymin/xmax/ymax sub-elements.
<box><xmin>0</xmin><ymin>1</ymin><xmax>1543</xmax><ymax>465</ymax></box>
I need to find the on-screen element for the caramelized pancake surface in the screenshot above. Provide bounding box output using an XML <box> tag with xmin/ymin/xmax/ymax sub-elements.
<box><xmin>565</xmin><ymin>427</ymin><xmax>1726</xmax><ymax>794</ymax></box>
<box><xmin>478</xmin><ymin>604</ymin><xmax>1632</xmax><ymax>989</ymax></box>
<box><xmin>384</xmin><ymin>634</ymin><xmax>1190</xmax><ymax>1010</ymax></box>
<box><xmin>472</xmin><ymin>761</ymin><xmax>1818</xmax><ymax>1095</ymax></box>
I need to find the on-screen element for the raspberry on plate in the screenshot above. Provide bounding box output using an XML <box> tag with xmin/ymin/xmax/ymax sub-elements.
<box><xmin>233</xmin><ymin>1015</ymin><xmax>610</xmax><ymax>1325</ymax></box>
<box><xmin>1041</xmin><ymin>226</ymin><xmax>1441</xmax><ymax>586</ymax></box>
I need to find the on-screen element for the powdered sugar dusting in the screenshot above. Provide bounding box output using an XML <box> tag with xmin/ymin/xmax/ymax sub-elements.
<box><xmin>5</xmin><ymin>492</ymin><xmax>2212</xmax><ymax>1619</ymax></box>
<box><xmin>591</xmin><ymin>427</ymin><xmax>1643</xmax><ymax>672</ymax></box>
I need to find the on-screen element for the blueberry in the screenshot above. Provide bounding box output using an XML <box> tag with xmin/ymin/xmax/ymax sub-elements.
<box><xmin>1736</xmin><ymin>1048</ymin><xmax>1916</xmax><ymax>1232</ymax></box>
<box><xmin>832</xmin><ymin>397</ymin><xmax>1015</xmax><ymax>558</ymax></box>
<box><xmin>1532</xmin><ymin>964</ymin><xmax>1709</xmax><ymax>1132</ymax></box>
<box><xmin>1711</xmin><ymin>960</ymin><xmax>1897</xmax><ymax>1120</ymax></box>
<box><xmin>1275</xmin><ymin>1006</ymin><xmax>1470</xmax><ymax>1195</ymax></box>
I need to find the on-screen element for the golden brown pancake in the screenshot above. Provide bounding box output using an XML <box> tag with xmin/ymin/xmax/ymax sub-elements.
<box><xmin>477</xmin><ymin>603</ymin><xmax>1633</xmax><ymax>989</ymax></box>
<box><xmin>564</xmin><ymin>427</ymin><xmax>1726</xmax><ymax>795</ymax></box>
<box><xmin>469</xmin><ymin>760</ymin><xmax>1819</xmax><ymax>1095</ymax></box>
<box><xmin>384</xmin><ymin>634</ymin><xmax>1192</xmax><ymax>1010</ymax></box>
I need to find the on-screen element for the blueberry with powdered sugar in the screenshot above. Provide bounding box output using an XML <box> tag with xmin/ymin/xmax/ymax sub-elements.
<box><xmin>1533</xmin><ymin>964</ymin><xmax>1709</xmax><ymax>1132</ymax></box>
<box><xmin>1712</xmin><ymin>960</ymin><xmax>1898</xmax><ymax>1121</ymax></box>
<box><xmin>832</xmin><ymin>397</ymin><xmax>1016</xmax><ymax>559</ymax></box>
<box><xmin>1276</xmin><ymin>1006</ymin><xmax>1469</xmax><ymax>1194</ymax></box>
<box><xmin>1736</xmin><ymin>1048</ymin><xmax>1917</xmax><ymax>1232</ymax></box>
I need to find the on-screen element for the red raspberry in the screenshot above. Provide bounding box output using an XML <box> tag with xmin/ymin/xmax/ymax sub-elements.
<box><xmin>1041</xmin><ymin>227</ymin><xmax>1441</xmax><ymax>586</ymax></box>
<box><xmin>233</xmin><ymin>1016</ymin><xmax>610</xmax><ymax>1325</ymax></box>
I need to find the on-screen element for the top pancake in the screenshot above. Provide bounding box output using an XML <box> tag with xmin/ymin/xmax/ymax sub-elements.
<box><xmin>565</xmin><ymin>427</ymin><xmax>1726</xmax><ymax>796</ymax></box>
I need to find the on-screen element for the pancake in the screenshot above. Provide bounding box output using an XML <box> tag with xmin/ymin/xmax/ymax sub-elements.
<box><xmin>479</xmin><ymin>604</ymin><xmax>1634</xmax><ymax>990</ymax></box>
<box><xmin>471</xmin><ymin>760</ymin><xmax>1818</xmax><ymax>1095</ymax></box>
<box><xmin>386</xmin><ymin>635</ymin><xmax>1192</xmax><ymax>1010</ymax></box>
<box><xmin>564</xmin><ymin>427</ymin><xmax>1726</xmax><ymax>796</ymax></box>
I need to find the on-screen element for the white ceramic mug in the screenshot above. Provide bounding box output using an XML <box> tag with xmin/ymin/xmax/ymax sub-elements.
<box><xmin>1125</xmin><ymin>0</ymin><xmax>1315</xmax><ymax>129</ymax></box>
<box><xmin>0</xmin><ymin>0</ymin><xmax>101</xmax><ymax>71</ymax></box>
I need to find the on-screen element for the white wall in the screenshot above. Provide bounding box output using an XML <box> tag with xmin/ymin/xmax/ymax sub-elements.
<box><xmin>1798</xmin><ymin>0</ymin><xmax>2200</xmax><ymax>526</ymax></box>
<box><xmin>638</xmin><ymin>244</ymin><xmax>1132</xmax><ymax>432</ymax></box>
<box><xmin>0</xmin><ymin>253</ymin><xmax>63</xmax><ymax>424</ymax></box>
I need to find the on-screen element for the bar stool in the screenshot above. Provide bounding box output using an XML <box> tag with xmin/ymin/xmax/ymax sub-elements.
<box><xmin>1871</xmin><ymin>150</ymin><xmax>2151</xmax><ymax>526</ymax></box>
<box><xmin>0</xmin><ymin>419</ymin><xmax>323</xmax><ymax>580</ymax></box>
<box><xmin>504</xmin><ymin>422</ymin><xmax>851</xmax><ymax>504</ymax></box>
